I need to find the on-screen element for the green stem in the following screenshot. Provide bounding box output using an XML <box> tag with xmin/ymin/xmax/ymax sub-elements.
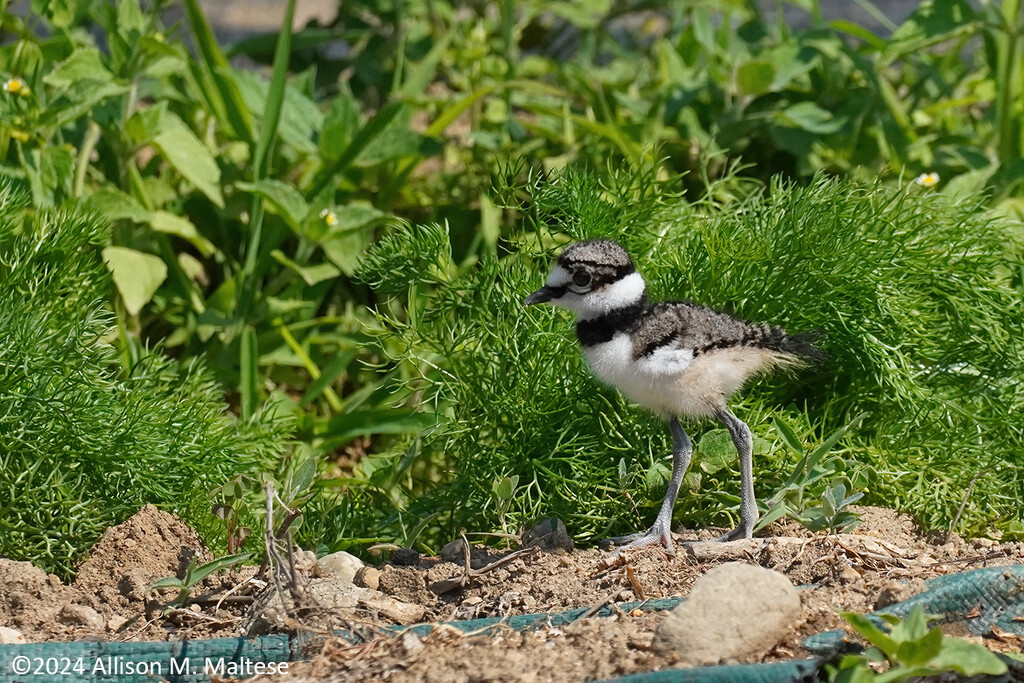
<box><xmin>73</xmin><ymin>121</ymin><xmax>102</xmax><ymax>198</ymax></box>
<box><xmin>995</xmin><ymin>0</ymin><xmax>1022</xmax><ymax>163</ymax></box>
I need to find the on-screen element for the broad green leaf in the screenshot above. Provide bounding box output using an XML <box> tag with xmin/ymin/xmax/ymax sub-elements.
<box><xmin>645</xmin><ymin>460</ymin><xmax>671</xmax><ymax>491</ymax></box>
<box><xmin>117</xmin><ymin>0</ymin><xmax>145</xmax><ymax>36</ymax></box>
<box><xmin>152</xmin><ymin>127</ymin><xmax>224</xmax><ymax>207</ymax></box>
<box><xmin>886</xmin><ymin>0</ymin><xmax>977</xmax><ymax>60</ymax></box>
<box><xmin>737</xmin><ymin>60</ymin><xmax>775</xmax><ymax>96</ymax></box>
<box><xmin>843</xmin><ymin>613</ymin><xmax>899</xmax><ymax>660</ymax></box>
<box><xmin>234</xmin><ymin>70</ymin><xmax>321</xmax><ymax>156</ymax></box>
<box><xmin>310</xmin><ymin>101</ymin><xmax>404</xmax><ymax>196</ymax></box>
<box><xmin>754</xmin><ymin>498</ymin><xmax>790</xmax><ymax>532</ymax></box>
<box><xmin>44</xmin><ymin>48</ymin><xmax>112</xmax><ymax>87</ymax></box>
<box><xmin>146</xmin><ymin>577</ymin><xmax>185</xmax><ymax>591</ymax></box>
<box><xmin>545</xmin><ymin>0</ymin><xmax>610</xmax><ymax>29</ymax></box>
<box><xmin>892</xmin><ymin>630</ymin><xmax>937</xmax><ymax>667</ymax></box>
<box><xmin>928</xmin><ymin>637</ymin><xmax>1007</xmax><ymax>675</ymax></box>
<box><xmin>149</xmin><ymin>211</ymin><xmax>216</xmax><ymax>256</ymax></box>
<box><xmin>85</xmin><ymin>188</ymin><xmax>150</xmax><ymax>222</ymax></box>
<box><xmin>287</xmin><ymin>457</ymin><xmax>318</xmax><ymax>501</ymax></box>
<box><xmin>890</xmin><ymin>607</ymin><xmax>933</xmax><ymax>656</ymax></box>
<box><xmin>776</xmin><ymin>102</ymin><xmax>845</xmax><ymax>134</ymax></box>
<box><xmin>23</xmin><ymin>146</ymin><xmax>74</xmax><ymax>207</ymax></box>
<box><xmin>698</xmin><ymin>429</ymin><xmax>736</xmax><ymax>474</ymax></box>
<box><xmin>187</xmin><ymin>553</ymin><xmax>253</xmax><ymax>585</ymax></box>
<box><xmin>321</xmin><ymin>93</ymin><xmax>361</xmax><ymax>159</ymax></box>
<box><xmin>301</xmin><ymin>201</ymin><xmax>381</xmax><ymax>253</ymax></box>
<box><xmin>773</xmin><ymin>416</ymin><xmax>804</xmax><ymax>455</ymax></box>
<box><xmin>126</xmin><ymin>102</ymin><xmax>168</xmax><ymax>144</ymax></box>
<box><xmin>357</xmin><ymin>104</ymin><xmax>425</xmax><ymax>165</ymax></box>
<box><xmin>237</xmin><ymin>179</ymin><xmax>309</xmax><ymax>231</ymax></box>
<box><xmin>321</xmin><ymin>228</ymin><xmax>373</xmax><ymax>277</ymax></box>
<box><xmin>102</xmin><ymin>246</ymin><xmax>168</xmax><ymax>316</ymax></box>
<box><xmin>766</xmin><ymin>44</ymin><xmax>820</xmax><ymax>91</ymax></box>
<box><xmin>39</xmin><ymin>0</ymin><xmax>89</xmax><ymax>29</ymax></box>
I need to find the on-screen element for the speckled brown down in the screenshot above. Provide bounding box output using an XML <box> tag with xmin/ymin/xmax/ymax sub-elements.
<box><xmin>524</xmin><ymin>239</ymin><xmax>822</xmax><ymax>554</ymax></box>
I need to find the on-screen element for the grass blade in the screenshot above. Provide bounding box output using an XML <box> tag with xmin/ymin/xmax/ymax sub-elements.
<box><xmin>239</xmin><ymin>325</ymin><xmax>259</xmax><ymax>420</ymax></box>
<box><xmin>252</xmin><ymin>0</ymin><xmax>296</xmax><ymax>181</ymax></box>
<box><xmin>182</xmin><ymin>0</ymin><xmax>253</xmax><ymax>142</ymax></box>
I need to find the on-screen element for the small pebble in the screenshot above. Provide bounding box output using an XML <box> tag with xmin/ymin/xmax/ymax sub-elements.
<box><xmin>354</xmin><ymin>566</ymin><xmax>381</xmax><ymax>590</ymax></box>
<box><xmin>0</xmin><ymin>627</ymin><xmax>25</xmax><ymax>644</ymax></box>
<box><xmin>316</xmin><ymin>551</ymin><xmax>365</xmax><ymax>584</ymax></box>
<box><xmin>439</xmin><ymin>539</ymin><xmax>468</xmax><ymax>563</ymax></box>
<box><xmin>401</xmin><ymin>631</ymin><xmax>424</xmax><ymax>654</ymax></box>
<box><xmin>58</xmin><ymin>604</ymin><xmax>105</xmax><ymax>631</ymax></box>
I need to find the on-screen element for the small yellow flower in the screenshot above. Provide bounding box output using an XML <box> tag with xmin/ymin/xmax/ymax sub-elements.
<box><xmin>3</xmin><ymin>77</ymin><xmax>26</xmax><ymax>95</ymax></box>
<box><xmin>915</xmin><ymin>172</ymin><xmax>940</xmax><ymax>187</ymax></box>
<box><xmin>319</xmin><ymin>208</ymin><xmax>338</xmax><ymax>227</ymax></box>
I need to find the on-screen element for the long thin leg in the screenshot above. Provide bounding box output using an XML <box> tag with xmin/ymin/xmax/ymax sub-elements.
<box><xmin>711</xmin><ymin>407</ymin><xmax>756</xmax><ymax>542</ymax></box>
<box><xmin>603</xmin><ymin>417</ymin><xmax>692</xmax><ymax>555</ymax></box>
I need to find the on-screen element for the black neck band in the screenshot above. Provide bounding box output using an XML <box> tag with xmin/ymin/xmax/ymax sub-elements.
<box><xmin>575</xmin><ymin>298</ymin><xmax>646</xmax><ymax>346</ymax></box>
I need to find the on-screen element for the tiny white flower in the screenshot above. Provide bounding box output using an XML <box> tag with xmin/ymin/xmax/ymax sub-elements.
<box><xmin>3</xmin><ymin>77</ymin><xmax>25</xmax><ymax>94</ymax></box>
<box><xmin>915</xmin><ymin>172</ymin><xmax>940</xmax><ymax>187</ymax></box>
<box><xmin>319</xmin><ymin>208</ymin><xmax>338</xmax><ymax>227</ymax></box>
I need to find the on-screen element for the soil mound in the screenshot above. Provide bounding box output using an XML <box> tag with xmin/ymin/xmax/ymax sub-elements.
<box><xmin>0</xmin><ymin>504</ymin><xmax>209</xmax><ymax>642</ymax></box>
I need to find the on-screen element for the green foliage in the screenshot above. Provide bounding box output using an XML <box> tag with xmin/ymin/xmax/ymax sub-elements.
<box><xmin>0</xmin><ymin>0</ymin><xmax>429</xmax><ymax>460</ymax></box>
<box><xmin>3</xmin><ymin>0</ymin><xmax>1024</xmax><ymax>561</ymax></box>
<box><xmin>0</xmin><ymin>184</ymin><xmax>289</xmax><ymax>577</ymax></box>
<box><xmin>801</xmin><ymin>482</ymin><xmax>864</xmax><ymax>534</ymax></box>
<box><xmin>148</xmin><ymin>552</ymin><xmax>253</xmax><ymax>609</ymax></box>
<box><xmin>756</xmin><ymin>414</ymin><xmax>866</xmax><ymax>533</ymax></box>
<box><xmin>351</xmin><ymin>168</ymin><xmax>1024</xmax><ymax>548</ymax></box>
<box><xmin>831</xmin><ymin>606</ymin><xmax>1007</xmax><ymax>681</ymax></box>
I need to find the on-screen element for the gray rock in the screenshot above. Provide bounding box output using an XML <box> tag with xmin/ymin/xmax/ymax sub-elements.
<box><xmin>653</xmin><ymin>562</ymin><xmax>801</xmax><ymax>666</ymax></box>
<box><xmin>439</xmin><ymin>538</ymin><xmax>469</xmax><ymax>563</ymax></box>
<box><xmin>522</xmin><ymin>518</ymin><xmax>574</xmax><ymax>551</ymax></box>
<box><xmin>58</xmin><ymin>604</ymin><xmax>105</xmax><ymax>631</ymax></box>
<box><xmin>315</xmin><ymin>551</ymin><xmax>364</xmax><ymax>584</ymax></box>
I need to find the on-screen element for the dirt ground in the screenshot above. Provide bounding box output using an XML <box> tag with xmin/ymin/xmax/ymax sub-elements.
<box><xmin>2</xmin><ymin>505</ymin><xmax>1023</xmax><ymax>682</ymax></box>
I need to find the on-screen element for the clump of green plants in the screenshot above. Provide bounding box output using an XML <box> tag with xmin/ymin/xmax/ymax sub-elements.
<box><xmin>756</xmin><ymin>414</ymin><xmax>867</xmax><ymax>535</ymax></box>
<box><xmin>0</xmin><ymin>183</ymin><xmax>289</xmax><ymax>577</ymax></box>
<box><xmin>830</xmin><ymin>605</ymin><xmax>1007</xmax><ymax>681</ymax></box>
<box><xmin>348</xmin><ymin>167</ymin><xmax>1024</xmax><ymax>550</ymax></box>
<box><xmin>147</xmin><ymin>552</ymin><xmax>252</xmax><ymax>610</ymax></box>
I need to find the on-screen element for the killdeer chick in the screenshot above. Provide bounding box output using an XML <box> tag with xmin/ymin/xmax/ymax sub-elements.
<box><xmin>524</xmin><ymin>239</ymin><xmax>820</xmax><ymax>555</ymax></box>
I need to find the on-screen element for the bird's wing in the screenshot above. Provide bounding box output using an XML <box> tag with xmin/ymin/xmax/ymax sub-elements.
<box><xmin>630</xmin><ymin>302</ymin><xmax>757</xmax><ymax>374</ymax></box>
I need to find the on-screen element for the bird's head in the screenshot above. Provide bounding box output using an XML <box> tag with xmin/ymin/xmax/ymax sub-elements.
<box><xmin>524</xmin><ymin>239</ymin><xmax>646</xmax><ymax>319</ymax></box>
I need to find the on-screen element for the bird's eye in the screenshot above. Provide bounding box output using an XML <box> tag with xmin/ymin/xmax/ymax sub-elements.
<box><xmin>573</xmin><ymin>270</ymin><xmax>592</xmax><ymax>287</ymax></box>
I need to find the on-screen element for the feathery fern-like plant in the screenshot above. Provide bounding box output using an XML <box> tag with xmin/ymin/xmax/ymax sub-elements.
<box><xmin>349</xmin><ymin>168</ymin><xmax>1023</xmax><ymax>549</ymax></box>
<box><xmin>0</xmin><ymin>182</ymin><xmax>290</xmax><ymax>577</ymax></box>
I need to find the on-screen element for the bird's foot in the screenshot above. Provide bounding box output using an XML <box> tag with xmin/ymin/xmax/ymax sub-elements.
<box><xmin>601</xmin><ymin>522</ymin><xmax>674</xmax><ymax>558</ymax></box>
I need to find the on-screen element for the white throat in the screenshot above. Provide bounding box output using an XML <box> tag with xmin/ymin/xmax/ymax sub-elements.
<box><xmin>555</xmin><ymin>271</ymin><xmax>647</xmax><ymax>320</ymax></box>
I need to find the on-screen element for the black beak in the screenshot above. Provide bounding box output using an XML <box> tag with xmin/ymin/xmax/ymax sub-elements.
<box><xmin>524</xmin><ymin>286</ymin><xmax>556</xmax><ymax>306</ymax></box>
